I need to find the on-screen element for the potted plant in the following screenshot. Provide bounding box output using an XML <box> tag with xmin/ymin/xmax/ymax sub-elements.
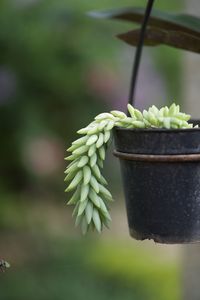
<box><xmin>65</xmin><ymin>0</ymin><xmax>200</xmax><ymax>244</ymax></box>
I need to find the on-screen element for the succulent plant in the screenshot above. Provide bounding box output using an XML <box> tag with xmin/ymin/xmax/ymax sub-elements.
<box><xmin>65</xmin><ymin>103</ymin><xmax>197</xmax><ymax>234</ymax></box>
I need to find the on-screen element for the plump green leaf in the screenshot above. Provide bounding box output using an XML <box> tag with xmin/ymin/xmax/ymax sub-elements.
<box><xmin>77</xmin><ymin>156</ymin><xmax>89</xmax><ymax>168</ymax></box>
<box><xmin>90</xmin><ymin>175</ymin><xmax>100</xmax><ymax>194</ymax></box>
<box><xmin>88</xmin><ymin>144</ymin><xmax>96</xmax><ymax>157</ymax></box>
<box><xmin>65</xmin><ymin>171</ymin><xmax>83</xmax><ymax>192</ymax></box>
<box><xmin>92</xmin><ymin>208</ymin><xmax>102</xmax><ymax>233</ymax></box>
<box><xmin>85</xmin><ymin>202</ymin><xmax>93</xmax><ymax>224</ymax></box>
<box><xmin>67</xmin><ymin>187</ymin><xmax>81</xmax><ymax>205</ymax></box>
<box><xmin>86</xmin><ymin>134</ymin><xmax>98</xmax><ymax>146</ymax></box>
<box><xmin>78</xmin><ymin>200</ymin><xmax>88</xmax><ymax>216</ymax></box>
<box><xmin>83</xmin><ymin>166</ymin><xmax>92</xmax><ymax>185</ymax></box>
<box><xmin>80</xmin><ymin>184</ymin><xmax>90</xmax><ymax>202</ymax></box>
<box><xmin>89</xmin><ymin>189</ymin><xmax>101</xmax><ymax>208</ymax></box>
<box><xmin>90</xmin><ymin>153</ymin><xmax>97</xmax><ymax>167</ymax></box>
<box><xmin>92</xmin><ymin>164</ymin><xmax>101</xmax><ymax>179</ymax></box>
<box><xmin>96</xmin><ymin>133</ymin><xmax>104</xmax><ymax>149</ymax></box>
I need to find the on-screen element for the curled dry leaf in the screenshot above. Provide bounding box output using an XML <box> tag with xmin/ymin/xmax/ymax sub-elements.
<box><xmin>117</xmin><ymin>28</ymin><xmax>200</xmax><ymax>54</ymax></box>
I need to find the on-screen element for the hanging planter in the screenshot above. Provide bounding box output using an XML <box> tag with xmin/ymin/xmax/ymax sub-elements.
<box><xmin>113</xmin><ymin>126</ymin><xmax>200</xmax><ymax>244</ymax></box>
<box><xmin>65</xmin><ymin>1</ymin><xmax>200</xmax><ymax>244</ymax></box>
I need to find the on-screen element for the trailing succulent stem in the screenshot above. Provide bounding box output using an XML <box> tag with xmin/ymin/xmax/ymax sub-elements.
<box><xmin>65</xmin><ymin>103</ymin><xmax>197</xmax><ymax>234</ymax></box>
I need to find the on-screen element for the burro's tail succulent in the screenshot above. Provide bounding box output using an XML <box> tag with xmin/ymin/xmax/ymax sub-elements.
<box><xmin>65</xmin><ymin>103</ymin><xmax>197</xmax><ymax>234</ymax></box>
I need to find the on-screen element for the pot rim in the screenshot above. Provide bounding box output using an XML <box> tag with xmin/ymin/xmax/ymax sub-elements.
<box><xmin>114</xmin><ymin>126</ymin><xmax>200</xmax><ymax>133</ymax></box>
<box><xmin>113</xmin><ymin>150</ymin><xmax>200</xmax><ymax>162</ymax></box>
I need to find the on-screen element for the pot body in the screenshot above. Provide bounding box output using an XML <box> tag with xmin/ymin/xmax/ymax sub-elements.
<box><xmin>113</xmin><ymin>126</ymin><xmax>200</xmax><ymax>244</ymax></box>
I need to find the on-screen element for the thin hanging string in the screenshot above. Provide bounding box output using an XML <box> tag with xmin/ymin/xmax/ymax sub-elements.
<box><xmin>128</xmin><ymin>0</ymin><xmax>155</xmax><ymax>107</ymax></box>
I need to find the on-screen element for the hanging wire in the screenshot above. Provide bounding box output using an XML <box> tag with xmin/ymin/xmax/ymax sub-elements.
<box><xmin>128</xmin><ymin>0</ymin><xmax>155</xmax><ymax>107</ymax></box>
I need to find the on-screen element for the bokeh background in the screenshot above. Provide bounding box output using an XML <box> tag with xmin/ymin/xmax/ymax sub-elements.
<box><xmin>0</xmin><ymin>0</ymin><xmax>198</xmax><ymax>299</ymax></box>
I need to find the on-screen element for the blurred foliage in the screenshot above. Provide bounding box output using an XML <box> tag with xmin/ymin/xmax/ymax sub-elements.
<box><xmin>0</xmin><ymin>1</ymin><xmax>183</xmax><ymax>299</ymax></box>
<box><xmin>0</xmin><ymin>0</ymin><xmax>182</xmax><ymax>193</ymax></box>
<box><xmin>0</xmin><ymin>193</ymin><xmax>29</xmax><ymax>230</ymax></box>
<box><xmin>0</xmin><ymin>237</ymin><xmax>180</xmax><ymax>300</ymax></box>
<box><xmin>88</xmin><ymin>241</ymin><xmax>180</xmax><ymax>300</ymax></box>
<box><xmin>0</xmin><ymin>0</ymin><xmax>114</xmax><ymax>192</ymax></box>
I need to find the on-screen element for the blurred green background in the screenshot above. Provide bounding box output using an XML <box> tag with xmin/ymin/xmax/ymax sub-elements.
<box><xmin>0</xmin><ymin>0</ymin><xmax>185</xmax><ymax>299</ymax></box>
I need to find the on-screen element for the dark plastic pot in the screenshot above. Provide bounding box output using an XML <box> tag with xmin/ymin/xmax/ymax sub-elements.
<box><xmin>113</xmin><ymin>125</ymin><xmax>200</xmax><ymax>244</ymax></box>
